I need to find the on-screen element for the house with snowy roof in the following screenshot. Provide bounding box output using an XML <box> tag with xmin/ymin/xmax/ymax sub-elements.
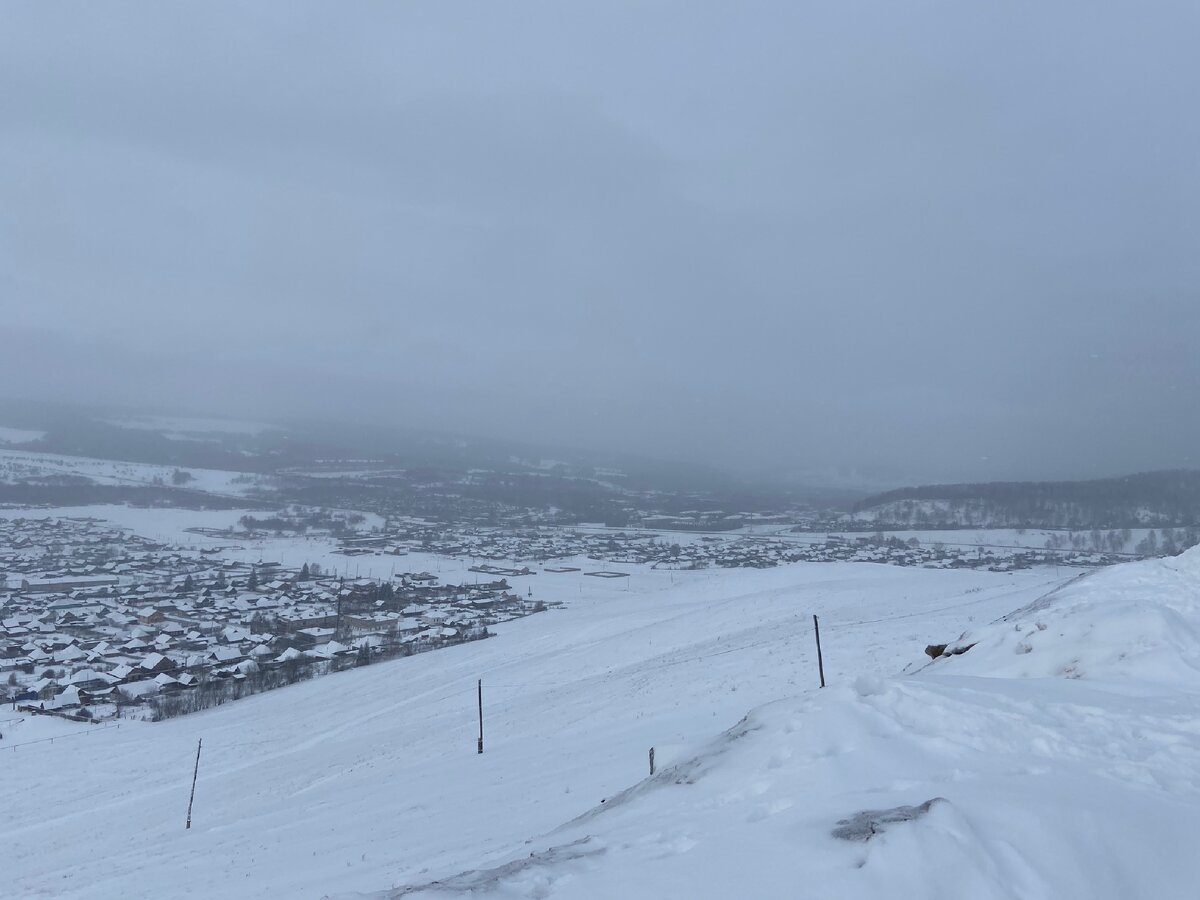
<box><xmin>208</xmin><ymin>645</ymin><xmax>245</xmax><ymax>665</ymax></box>
<box><xmin>136</xmin><ymin>652</ymin><xmax>176</xmax><ymax>675</ymax></box>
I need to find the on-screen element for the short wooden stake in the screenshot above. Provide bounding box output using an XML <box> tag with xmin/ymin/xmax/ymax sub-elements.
<box><xmin>477</xmin><ymin>679</ymin><xmax>484</xmax><ymax>754</ymax></box>
<box><xmin>813</xmin><ymin>615</ymin><xmax>826</xmax><ymax>688</ymax></box>
<box><xmin>649</xmin><ymin>746</ymin><xmax>656</xmax><ymax>776</ymax></box>
<box><xmin>186</xmin><ymin>737</ymin><xmax>202</xmax><ymax>830</ymax></box>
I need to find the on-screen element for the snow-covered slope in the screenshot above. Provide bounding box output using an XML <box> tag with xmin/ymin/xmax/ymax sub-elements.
<box><xmin>4</xmin><ymin>555</ymin><xmax>1200</xmax><ymax>899</ymax></box>
<box><xmin>0</xmin><ymin>426</ymin><xmax>45</xmax><ymax>445</ymax></box>
<box><xmin>104</xmin><ymin>415</ymin><xmax>277</xmax><ymax>439</ymax></box>
<box><xmin>929</xmin><ymin>550</ymin><xmax>1200</xmax><ymax>686</ymax></box>
<box><xmin>374</xmin><ymin>552</ymin><xmax>1200</xmax><ymax>900</ymax></box>
<box><xmin>0</xmin><ymin>448</ymin><xmax>276</xmax><ymax>496</ymax></box>
<box><xmin>393</xmin><ymin>676</ymin><xmax>1197</xmax><ymax>900</ymax></box>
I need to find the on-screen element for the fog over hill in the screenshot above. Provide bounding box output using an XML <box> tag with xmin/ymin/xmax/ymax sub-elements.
<box><xmin>3</xmin><ymin>3</ymin><xmax>1200</xmax><ymax>899</ymax></box>
<box><xmin>852</xmin><ymin>470</ymin><xmax>1200</xmax><ymax>531</ymax></box>
<box><xmin>3</xmin><ymin>2</ymin><xmax>1199</xmax><ymax>483</ymax></box>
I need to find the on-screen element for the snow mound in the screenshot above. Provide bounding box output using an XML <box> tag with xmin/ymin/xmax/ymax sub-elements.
<box><xmin>377</xmin><ymin>678</ymin><xmax>1200</xmax><ymax>900</ymax></box>
<box><xmin>931</xmin><ymin>547</ymin><xmax>1200</xmax><ymax>686</ymax></box>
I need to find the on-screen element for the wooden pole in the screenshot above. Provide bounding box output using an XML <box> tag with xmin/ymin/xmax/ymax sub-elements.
<box><xmin>813</xmin><ymin>615</ymin><xmax>826</xmax><ymax>688</ymax></box>
<box><xmin>649</xmin><ymin>746</ymin><xmax>656</xmax><ymax>776</ymax></box>
<box><xmin>186</xmin><ymin>737</ymin><xmax>202</xmax><ymax>829</ymax></box>
<box><xmin>477</xmin><ymin>679</ymin><xmax>484</xmax><ymax>754</ymax></box>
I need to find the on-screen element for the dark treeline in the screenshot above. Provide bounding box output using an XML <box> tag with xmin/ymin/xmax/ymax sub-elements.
<box><xmin>147</xmin><ymin>627</ymin><xmax>492</xmax><ymax>722</ymax></box>
<box><xmin>25</xmin><ymin>418</ymin><xmax>290</xmax><ymax>474</ymax></box>
<box><xmin>149</xmin><ymin>658</ymin><xmax>326</xmax><ymax>721</ymax></box>
<box><xmin>854</xmin><ymin>470</ymin><xmax>1200</xmax><ymax>529</ymax></box>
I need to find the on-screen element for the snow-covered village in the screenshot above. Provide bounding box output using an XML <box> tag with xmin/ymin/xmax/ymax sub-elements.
<box><xmin>1</xmin><ymin>514</ymin><xmax>544</xmax><ymax>722</ymax></box>
<box><xmin>6</xmin><ymin>3</ymin><xmax>1200</xmax><ymax>898</ymax></box>
<box><xmin>3</xmin><ymin>506</ymin><xmax>1160</xmax><ymax>726</ymax></box>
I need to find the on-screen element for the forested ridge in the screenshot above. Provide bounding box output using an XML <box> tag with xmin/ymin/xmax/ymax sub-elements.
<box><xmin>853</xmin><ymin>470</ymin><xmax>1200</xmax><ymax>529</ymax></box>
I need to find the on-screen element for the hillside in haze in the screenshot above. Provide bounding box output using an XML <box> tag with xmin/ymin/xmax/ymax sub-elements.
<box><xmin>850</xmin><ymin>470</ymin><xmax>1200</xmax><ymax>532</ymax></box>
<box><xmin>0</xmin><ymin>401</ymin><xmax>836</xmax><ymax>526</ymax></box>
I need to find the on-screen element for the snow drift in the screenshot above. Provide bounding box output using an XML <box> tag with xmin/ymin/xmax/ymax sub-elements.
<box><xmin>929</xmin><ymin>545</ymin><xmax>1200</xmax><ymax>686</ymax></box>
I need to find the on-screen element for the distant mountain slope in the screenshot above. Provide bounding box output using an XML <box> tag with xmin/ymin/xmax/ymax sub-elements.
<box><xmin>851</xmin><ymin>470</ymin><xmax>1200</xmax><ymax>530</ymax></box>
<box><xmin>0</xmin><ymin>401</ymin><xmax>825</xmax><ymax>521</ymax></box>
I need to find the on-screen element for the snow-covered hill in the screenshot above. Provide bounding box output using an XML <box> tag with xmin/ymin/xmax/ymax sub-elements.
<box><xmin>104</xmin><ymin>415</ymin><xmax>278</xmax><ymax>440</ymax></box>
<box><xmin>848</xmin><ymin>471</ymin><xmax>1200</xmax><ymax>531</ymax></box>
<box><xmin>0</xmin><ymin>448</ymin><xmax>277</xmax><ymax>496</ymax></box>
<box><xmin>4</xmin><ymin>554</ymin><xmax>1200</xmax><ymax>899</ymax></box>
<box><xmin>928</xmin><ymin>550</ymin><xmax>1200</xmax><ymax>686</ymax></box>
<box><xmin>0</xmin><ymin>426</ymin><xmax>46</xmax><ymax>445</ymax></box>
<box><xmin>369</xmin><ymin>552</ymin><xmax>1200</xmax><ymax>900</ymax></box>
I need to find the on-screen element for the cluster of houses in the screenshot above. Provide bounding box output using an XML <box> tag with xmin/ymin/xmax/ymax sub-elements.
<box><xmin>1</xmin><ymin>513</ymin><xmax>1126</xmax><ymax>720</ymax></box>
<box><xmin>637</xmin><ymin>511</ymin><xmax>794</xmax><ymax>531</ymax></box>
<box><xmin>332</xmin><ymin>522</ymin><xmax>790</xmax><ymax>566</ymax></box>
<box><xmin>332</xmin><ymin>522</ymin><xmax>1123</xmax><ymax>572</ymax></box>
<box><xmin>780</xmin><ymin>535</ymin><xmax>1126</xmax><ymax>570</ymax></box>
<box><xmin>0</xmin><ymin>516</ymin><xmax>543</xmax><ymax>719</ymax></box>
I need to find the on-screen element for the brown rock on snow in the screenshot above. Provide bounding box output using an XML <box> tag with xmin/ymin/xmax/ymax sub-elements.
<box><xmin>925</xmin><ymin>641</ymin><xmax>977</xmax><ymax>660</ymax></box>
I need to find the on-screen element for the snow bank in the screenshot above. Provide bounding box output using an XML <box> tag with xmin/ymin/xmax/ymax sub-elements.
<box><xmin>931</xmin><ymin>546</ymin><xmax>1200</xmax><ymax>686</ymax></box>
<box><xmin>382</xmin><ymin>677</ymin><xmax>1200</xmax><ymax>900</ymax></box>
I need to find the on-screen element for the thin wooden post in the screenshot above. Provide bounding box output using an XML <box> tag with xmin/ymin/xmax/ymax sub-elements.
<box><xmin>477</xmin><ymin>679</ymin><xmax>484</xmax><ymax>754</ymax></box>
<box><xmin>813</xmin><ymin>615</ymin><xmax>826</xmax><ymax>688</ymax></box>
<box><xmin>186</xmin><ymin>737</ymin><xmax>202</xmax><ymax>830</ymax></box>
<box><xmin>649</xmin><ymin>746</ymin><xmax>656</xmax><ymax>776</ymax></box>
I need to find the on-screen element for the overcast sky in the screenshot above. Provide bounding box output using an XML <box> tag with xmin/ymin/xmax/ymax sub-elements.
<box><xmin>2</xmin><ymin>1</ymin><xmax>1198</xmax><ymax>485</ymax></box>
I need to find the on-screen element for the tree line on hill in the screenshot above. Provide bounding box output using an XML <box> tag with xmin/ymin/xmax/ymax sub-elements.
<box><xmin>852</xmin><ymin>470</ymin><xmax>1200</xmax><ymax>530</ymax></box>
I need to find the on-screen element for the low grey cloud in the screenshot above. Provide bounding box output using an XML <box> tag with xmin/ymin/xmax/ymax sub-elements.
<box><xmin>2</xmin><ymin>1</ymin><xmax>1198</xmax><ymax>484</ymax></box>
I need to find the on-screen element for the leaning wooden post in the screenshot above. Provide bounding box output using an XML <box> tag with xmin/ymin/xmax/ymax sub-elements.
<box><xmin>186</xmin><ymin>737</ymin><xmax>203</xmax><ymax>830</ymax></box>
<box><xmin>649</xmin><ymin>746</ymin><xmax>656</xmax><ymax>776</ymax></box>
<box><xmin>813</xmin><ymin>615</ymin><xmax>826</xmax><ymax>688</ymax></box>
<box><xmin>477</xmin><ymin>679</ymin><xmax>484</xmax><ymax>754</ymax></box>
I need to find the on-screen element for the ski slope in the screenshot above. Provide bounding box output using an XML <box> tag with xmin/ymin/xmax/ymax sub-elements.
<box><xmin>4</xmin><ymin>554</ymin><xmax>1200</xmax><ymax>899</ymax></box>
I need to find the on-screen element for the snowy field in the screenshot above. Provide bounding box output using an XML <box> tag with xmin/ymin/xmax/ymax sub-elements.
<box><xmin>5</xmin><ymin>543</ymin><xmax>1198</xmax><ymax>898</ymax></box>
<box><xmin>104</xmin><ymin>415</ymin><xmax>280</xmax><ymax>440</ymax></box>
<box><xmin>0</xmin><ymin>451</ymin><xmax>276</xmax><ymax>496</ymax></box>
<box><xmin>0</xmin><ymin>426</ymin><xmax>45</xmax><ymax>445</ymax></box>
<box><xmin>0</xmin><ymin>505</ymin><xmax>485</xmax><ymax>581</ymax></box>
